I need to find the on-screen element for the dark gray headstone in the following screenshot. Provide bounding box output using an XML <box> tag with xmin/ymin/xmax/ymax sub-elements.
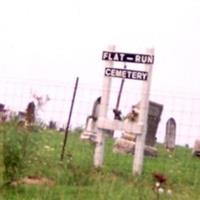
<box><xmin>145</xmin><ymin>101</ymin><xmax>163</xmax><ymax>146</ymax></box>
<box><xmin>0</xmin><ymin>104</ymin><xmax>5</xmax><ymax>111</ymax></box>
<box><xmin>164</xmin><ymin>118</ymin><xmax>176</xmax><ymax>150</ymax></box>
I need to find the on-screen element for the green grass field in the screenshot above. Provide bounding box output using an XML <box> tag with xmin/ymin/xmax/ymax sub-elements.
<box><xmin>0</xmin><ymin>122</ymin><xmax>200</xmax><ymax>200</ymax></box>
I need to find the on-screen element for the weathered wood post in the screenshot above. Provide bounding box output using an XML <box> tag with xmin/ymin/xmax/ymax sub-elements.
<box><xmin>133</xmin><ymin>48</ymin><xmax>154</xmax><ymax>175</ymax></box>
<box><xmin>93</xmin><ymin>45</ymin><xmax>115</xmax><ymax>167</ymax></box>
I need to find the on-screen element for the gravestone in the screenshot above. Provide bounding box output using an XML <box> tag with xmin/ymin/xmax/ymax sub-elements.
<box><xmin>164</xmin><ymin>118</ymin><xmax>176</xmax><ymax>151</ymax></box>
<box><xmin>0</xmin><ymin>104</ymin><xmax>6</xmax><ymax>122</ymax></box>
<box><xmin>192</xmin><ymin>139</ymin><xmax>200</xmax><ymax>157</ymax></box>
<box><xmin>113</xmin><ymin>101</ymin><xmax>163</xmax><ymax>156</ymax></box>
<box><xmin>0</xmin><ymin>103</ymin><xmax>10</xmax><ymax>122</ymax></box>
<box><xmin>17</xmin><ymin>111</ymin><xmax>26</xmax><ymax>121</ymax></box>
<box><xmin>25</xmin><ymin>101</ymin><xmax>36</xmax><ymax>125</ymax></box>
<box><xmin>0</xmin><ymin>103</ymin><xmax>5</xmax><ymax>111</ymax></box>
<box><xmin>145</xmin><ymin>101</ymin><xmax>163</xmax><ymax>146</ymax></box>
<box><xmin>49</xmin><ymin>121</ymin><xmax>57</xmax><ymax>130</ymax></box>
<box><xmin>80</xmin><ymin>97</ymin><xmax>101</xmax><ymax>143</ymax></box>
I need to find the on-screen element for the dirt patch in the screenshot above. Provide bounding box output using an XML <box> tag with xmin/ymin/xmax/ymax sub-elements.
<box><xmin>11</xmin><ymin>176</ymin><xmax>54</xmax><ymax>186</ymax></box>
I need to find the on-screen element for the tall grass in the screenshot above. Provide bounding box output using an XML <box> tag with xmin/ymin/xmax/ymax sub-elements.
<box><xmin>0</xmin><ymin>122</ymin><xmax>200</xmax><ymax>200</ymax></box>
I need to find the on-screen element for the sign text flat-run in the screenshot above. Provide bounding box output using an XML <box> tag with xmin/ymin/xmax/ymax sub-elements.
<box><xmin>102</xmin><ymin>51</ymin><xmax>154</xmax><ymax>64</ymax></box>
<box><xmin>105</xmin><ymin>67</ymin><xmax>148</xmax><ymax>81</ymax></box>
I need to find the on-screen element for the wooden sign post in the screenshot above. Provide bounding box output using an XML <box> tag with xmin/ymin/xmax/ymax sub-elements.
<box><xmin>93</xmin><ymin>45</ymin><xmax>115</xmax><ymax>167</ymax></box>
<box><xmin>133</xmin><ymin>48</ymin><xmax>154</xmax><ymax>175</ymax></box>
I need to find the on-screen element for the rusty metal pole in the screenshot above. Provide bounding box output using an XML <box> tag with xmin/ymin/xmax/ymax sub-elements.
<box><xmin>60</xmin><ymin>77</ymin><xmax>79</xmax><ymax>161</ymax></box>
<box><xmin>113</xmin><ymin>64</ymin><xmax>126</xmax><ymax>120</ymax></box>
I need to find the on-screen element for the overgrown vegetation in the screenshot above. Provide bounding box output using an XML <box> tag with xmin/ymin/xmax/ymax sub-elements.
<box><xmin>2</xmin><ymin>122</ymin><xmax>36</xmax><ymax>183</ymax></box>
<box><xmin>0</xmin><ymin>122</ymin><xmax>200</xmax><ymax>200</ymax></box>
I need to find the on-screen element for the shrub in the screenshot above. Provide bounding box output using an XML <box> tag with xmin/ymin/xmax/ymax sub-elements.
<box><xmin>2</xmin><ymin>122</ymin><xmax>35</xmax><ymax>184</ymax></box>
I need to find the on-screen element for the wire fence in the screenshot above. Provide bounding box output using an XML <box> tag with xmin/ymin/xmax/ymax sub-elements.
<box><xmin>0</xmin><ymin>76</ymin><xmax>200</xmax><ymax>148</ymax></box>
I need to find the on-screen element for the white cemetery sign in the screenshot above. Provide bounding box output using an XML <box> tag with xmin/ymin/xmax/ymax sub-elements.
<box><xmin>93</xmin><ymin>45</ymin><xmax>154</xmax><ymax>176</ymax></box>
<box><xmin>102</xmin><ymin>51</ymin><xmax>154</xmax><ymax>64</ymax></box>
<box><xmin>104</xmin><ymin>67</ymin><xmax>148</xmax><ymax>81</ymax></box>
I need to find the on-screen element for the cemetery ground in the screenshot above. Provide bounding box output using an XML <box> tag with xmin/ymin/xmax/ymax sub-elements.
<box><xmin>0</xmin><ymin>122</ymin><xmax>200</xmax><ymax>200</ymax></box>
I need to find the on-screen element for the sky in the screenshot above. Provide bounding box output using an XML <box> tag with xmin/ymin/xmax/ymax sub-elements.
<box><xmin>0</xmin><ymin>0</ymin><xmax>200</xmax><ymax>90</ymax></box>
<box><xmin>0</xmin><ymin>0</ymin><xmax>200</xmax><ymax>146</ymax></box>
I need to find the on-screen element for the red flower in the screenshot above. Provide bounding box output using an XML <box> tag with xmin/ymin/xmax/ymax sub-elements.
<box><xmin>153</xmin><ymin>172</ymin><xmax>166</xmax><ymax>184</ymax></box>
